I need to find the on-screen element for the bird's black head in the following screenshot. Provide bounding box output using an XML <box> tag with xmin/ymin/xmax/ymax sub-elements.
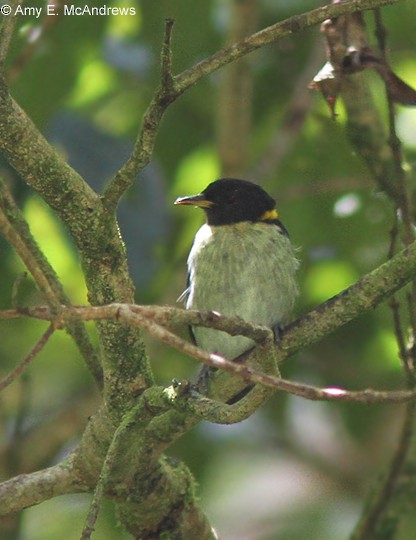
<box><xmin>175</xmin><ymin>178</ymin><xmax>278</xmax><ymax>226</ymax></box>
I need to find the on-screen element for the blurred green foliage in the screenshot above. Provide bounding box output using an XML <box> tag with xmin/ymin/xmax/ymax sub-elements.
<box><xmin>1</xmin><ymin>1</ymin><xmax>416</xmax><ymax>539</ymax></box>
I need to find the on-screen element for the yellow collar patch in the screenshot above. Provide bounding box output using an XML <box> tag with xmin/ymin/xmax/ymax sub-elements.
<box><xmin>260</xmin><ymin>209</ymin><xmax>279</xmax><ymax>221</ymax></box>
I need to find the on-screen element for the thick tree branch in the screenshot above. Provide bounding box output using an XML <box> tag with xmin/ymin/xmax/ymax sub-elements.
<box><xmin>279</xmin><ymin>239</ymin><xmax>416</xmax><ymax>355</ymax></box>
<box><xmin>0</xmin><ymin>452</ymin><xmax>89</xmax><ymax>516</ymax></box>
<box><xmin>81</xmin><ymin>394</ymin><xmax>216</xmax><ymax>540</ymax></box>
<box><xmin>0</xmin><ymin>79</ymin><xmax>154</xmax><ymax>418</ymax></box>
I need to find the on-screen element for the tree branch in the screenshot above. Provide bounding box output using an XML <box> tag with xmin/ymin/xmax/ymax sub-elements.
<box><xmin>2</xmin><ymin>224</ymin><xmax>414</xmax><ymax>360</ymax></box>
<box><xmin>0</xmin><ymin>79</ymin><xmax>154</xmax><ymax>417</ymax></box>
<box><xmin>279</xmin><ymin>239</ymin><xmax>416</xmax><ymax>355</ymax></box>
<box><xmin>0</xmin><ymin>235</ymin><xmax>415</xmax><ymax>404</ymax></box>
<box><xmin>103</xmin><ymin>0</ymin><xmax>401</xmax><ymax>209</ymax></box>
<box><xmin>161</xmin><ymin>18</ymin><xmax>175</xmax><ymax>91</ymax></box>
<box><xmin>0</xmin><ymin>324</ymin><xmax>55</xmax><ymax>391</ymax></box>
<box><xmin>0</xmin><ymin>452</ymin><xmax>89</xmax><ymax>516</ymax></box>
<box><xmin>349</xmin><ymin>10</ymin><xmax>416</xmax><ymax>538</ymax></box>
<box><xmin>0</xmin><ymin>177</ymin><xmax>103</xmax><ymax>386</ymax></box>
<box><xmin>174</xmin><ymin>0</ymin><xmax>401</xmax><ymax>94</ymax></box>
<box><xmin>315</xmin><ymin>8</ymin><xmax>407</xmax><ymax>204</ymax></box>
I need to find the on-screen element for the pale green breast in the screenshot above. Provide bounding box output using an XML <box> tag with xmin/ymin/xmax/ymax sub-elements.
<box><xmin>185</xmin><ymin>222</ymin><xmax>298</xmax><ymax>359</ymax></box>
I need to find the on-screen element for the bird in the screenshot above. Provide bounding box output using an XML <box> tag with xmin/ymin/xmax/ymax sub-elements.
<box><xmin>175</xmin><ymin>178</ymin><xmax>298</xmax><ymax>360</ymax></box>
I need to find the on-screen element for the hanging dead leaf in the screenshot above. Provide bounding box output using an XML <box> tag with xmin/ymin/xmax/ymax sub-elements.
<box><xmin>309</xmin><ymin>62</ymin><xmax>340</xmax><ymax>118</ymax></box>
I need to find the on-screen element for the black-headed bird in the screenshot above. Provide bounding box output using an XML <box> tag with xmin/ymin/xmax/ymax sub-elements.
<box><xmin>175</xmin><ymin>178</ymin><xmax>298</xmax><ymax>359</ymax></box>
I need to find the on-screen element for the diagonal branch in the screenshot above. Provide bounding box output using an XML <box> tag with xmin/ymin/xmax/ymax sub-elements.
<box><xmin>0</xmin><ymin>232</ymin><xmax>414</xmax><ymax>362</ymax></box>
<box><xmin>0</xmin><ymin>324</ymin><xmax>55</xmax><ymax>391</ymax></box>
<box><xmin>281</xmin><ymin>239</ymin><xmax>416</xmax><ymax>355</ymax></box>
<box><xmin>103</xmin><ymin>0</ymin><xmax>401</xmax><ymax>209</ymax></box>
<box><xmin>2</xmin><ymin>228</ymin><xmax>416</xmax><ymax>518</ymax></box>
<box><xmin>175</xmin><ymin>0</ymin><xmax>400</xmax><ymax>94</ymax></box>
<box><xmin>0</xmin><ymin>452</ymin><xmax>89</xmax><ymax>516</ymax></box>
<box><xmin>0</xmin><ymin>178</ymin><xmax>103</xmax><ymax>386</ymax></box>
<box><xmin>0</xmin><ymin>235</ymin><xmax>415</xmax><ymax>401</ymax></box>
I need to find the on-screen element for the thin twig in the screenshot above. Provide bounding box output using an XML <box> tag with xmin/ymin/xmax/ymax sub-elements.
<box><xmin>0</xmin><ymin>178</ymin><xmax>103</xmax><ymax>386</ymax></box>
<box><xmin>0</xmin><ymin>202</ymin><xmax>62</xmax><ymax>310</ymax></box>
<box><xmin>374</xmin><ymin>9</ymin><xmax>414</xmax><ymax>244</ymax></box>
<box><xmin>249</xmin><ymin>37</ymin><xmax>323</xmax><ymax>181</ymax></box>
<box><xmin>161</xmin><ymin>18</ymin><xmax>175</xmax><ymax>91</ymax></box>
<box><xmin>3</xmin><ymin>305</ymin><xmax>416</xmax><ymax>404</ymax></box>
<box><xmin>102</xmin><ymin>19</ymin><xmax>178</xmax><ymax>210</ymax></box>
<box><xmin>351</xmin><ymin>12</ymin><xmax>416</xmax><ymax>539</ymax></box>
<box><xmin>80</xmin><ymin>403</ymin><xmax>145</xmax><ymax>540</ymax></box>
<box><xmin>388</xmin><ymin>214</ymin><xmax>410</xmax><ymax>377</ymax></box>
<box><xmin>0</xmin><ymin>304</ymin><xmax>273</xmax><ymax>343</ymax></box>
<box><xmin>7</xmin><ymin>0</ymin><xmax>61</xmax><ymax>83</ymax></box>
<box><xmin>84</xmin><ymin>309</ymin><xmax>416</xmax><ymax>404</ymax></box>
<box><xmin>0</xmin><ymin>324</ymin><xmax>55</xmax><ymax>391</ymax></box>
<box><xmin>80</xmin><ymin>446</ymin><xmax>117</xmax><ymax>540</ymax></box>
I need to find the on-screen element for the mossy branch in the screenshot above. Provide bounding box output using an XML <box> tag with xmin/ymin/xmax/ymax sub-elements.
<box><xmin>0</xmin><ymin>452</ymin><xmax>89</xmax><ymax>515</ymax></box>
<box><xmin>0</xmin><ymin>78</ymin><xmax>154</xmax><ymax>417</ymax></box>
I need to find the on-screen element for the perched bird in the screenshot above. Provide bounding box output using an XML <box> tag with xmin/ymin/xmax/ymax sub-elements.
<box><xmin>175</xmin><ymin>178</ymin><xmax>298</xmax><ymax>360</ymax></box>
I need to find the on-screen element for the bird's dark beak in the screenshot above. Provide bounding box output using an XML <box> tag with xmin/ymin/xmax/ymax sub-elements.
<box><xmin>174</xmin><ymin>194</ymin><xmax>213</xmax><ymax>208</ymax></box>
